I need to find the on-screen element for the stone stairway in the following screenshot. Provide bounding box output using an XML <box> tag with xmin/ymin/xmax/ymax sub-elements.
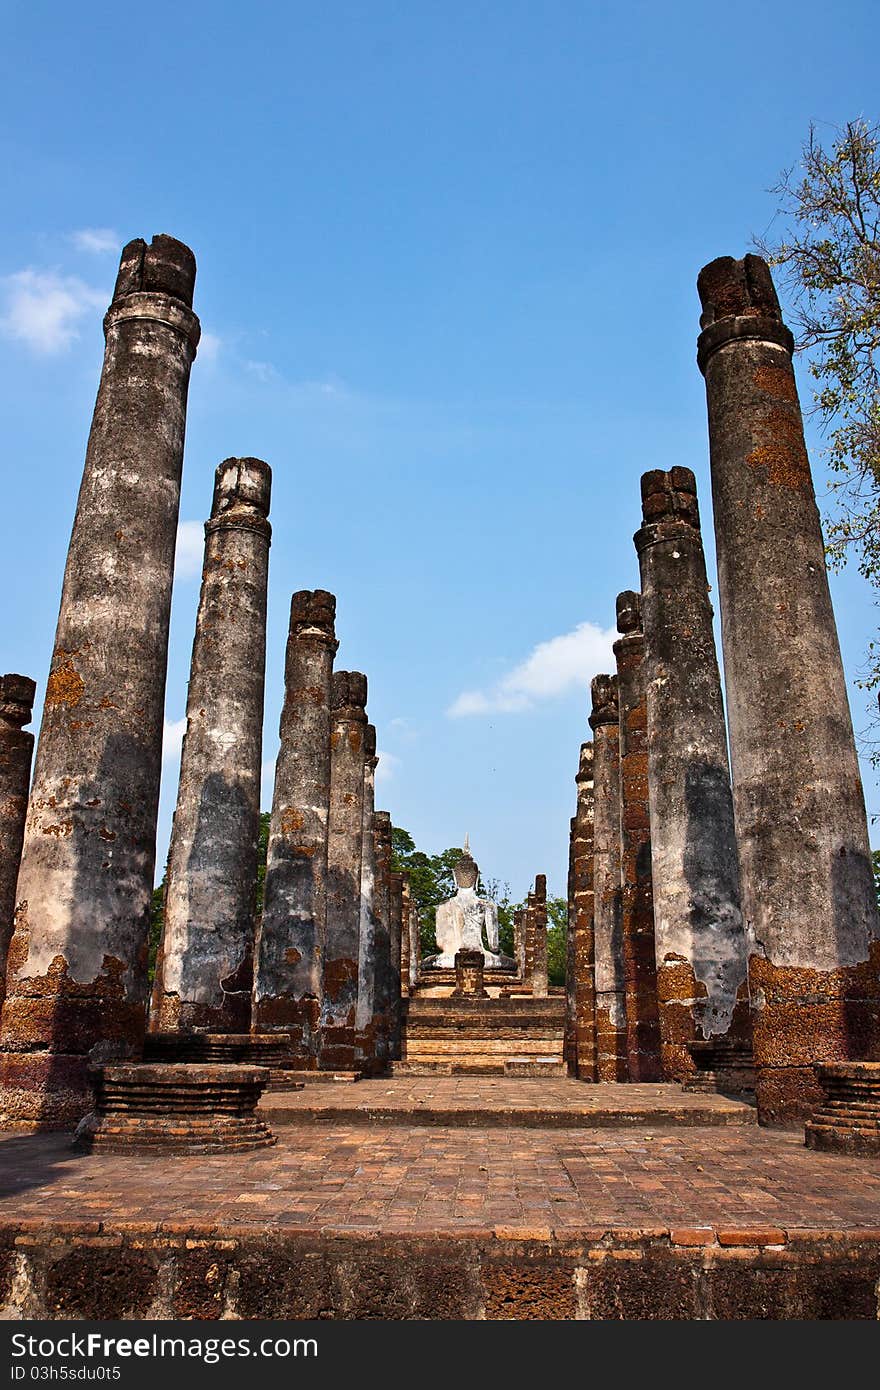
<box><xmin>393</xmin><ymin>994</ymin><xmax>567</xmax><ymax>1076</ymax></box>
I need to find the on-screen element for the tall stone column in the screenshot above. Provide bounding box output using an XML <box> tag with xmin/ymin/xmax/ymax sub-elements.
<box><xmin>590</xmin><ymin>674</ymin><xmax>628</xmax><ymax>1081</ymax></box>
<box><xmin>613</xmin><ymin>592</ymin><xmax>662</xmax><ymax>1081</ymax></box>
<box><xmin>522</xmin><ymin>895</ymin><xmax>536</xmax><ymax>991</ymax></box>
<box><xmin>399</xmin><ymin>875</ymin><xmax>413</xmax><ymax>999</ymax></box>
<box><xmin>252</xmin><ymin>591</ymin><xmax>337</xmax><ymax>1064</ymax></box>
<box><xmin>408</xmin><ymin>896</ymin><xmax>421</xmax><ymax>992</ymax></box>
<box><xmin>388</xmin><ymin>870</ymin><xmax>405</xmax><ymax>1058</ymax></box>
<box><xmin>152</xmin><ymin>459</ymin><xmax>271</xmax><ymax>1034</ymax></box>
<box><xmin>0</xmin><ymin>235</ymin><xmax>200</xmax><ymax>1126</ymax></box>
<box><xmin>635</xmin><ymin>469</ymin><xmax>750</xmax><ymax>1083</ymax></box>
<box><xmin>320</xmin><ymin>671</ymin><xmax>367</xmax><ymax>1069</ymax></box>
<box><xmin>514</xmin><ymin>908</ymin><xmax>526</xmax><ymax>981</ymax></box>
<box><xmin>532</xmin><ymin>874</ymin><xmax>549</xmax><ymax>998</ymax></box>
<box><xmin>0</xmin><ymin>676</ymin><xmax>36</xmax><ymax>1006</ymax></box>
<box><xmin>697</xmin><ymin>254</ymin><xmax>880</xmax><ymax>1122</ymax></box>
<box><xmin>354</xmin><ymin>725</ymin><xmax>381</xmax><ymax>1070</ymax></box>
<box><xmin>566</xmin><ymin>742</ymin><xmax>597</xmax><ymax>1079</ymax></box>
<box><xmin>371</xmin><ymin>810</ymin><xmax>393</xmax><ymax>1060</ymax></box>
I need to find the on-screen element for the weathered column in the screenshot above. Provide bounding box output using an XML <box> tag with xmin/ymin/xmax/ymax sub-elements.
<box><xmin>152</xmin><ymin>458</ymin><xmax>271</xmax><ymax>1034</ymax></box>
<box><xmin>388</xmin><ymin>870</ymin><xmax>405</xmax><ymax>1058</ymax></box>
<box><xmin>514</xmin><ymin>908</ymin><xmax>526</xmax><ymax>981</ymax></box>
<box><xmin>354</xmin><ymin>725</ymin><xmax>381</xmax><ymax>1070</ymax></box>
<box><xmin>371</xmin><ymin>811</ymin><xmax>393</xmax><ymax>1058</ymax></box>
<box><xmin>408</xmin><ymin>896</ymin><xmax>421</xmax><ymax>992</ymax></box>
<box><xmin>399</xmin><ymin>875</ymin><xmax>413</xmax><ymax>999</ymax></box>
<box><xmin>0</xmin><ymin>235</ymin><xmax>199</xmax><ymax>1126</ymax></box>
<box><xmin>532</xmin><ymin>874</ymin><xmax>549</xmax><ymax>998</ymax></box>
<box><xmin>613</xmin><ymin>591</ymin><xmax>662</xmax><ymax>1081</ymax></box>
<box><xmin>635</xmin><ymin>469</ymin><xmax>750</xmax><ymax>1083</ymax></box>
<box><xmin>320</xmin><ymin>671</ymin><xmax>367</xmax><ymax>1069</ymax></box>
<box><xmin>0</xmin><ymin>676</ymin><xmax>36</xmax><ymax>1006</ymax></box>
<box><xmin>522</xmin><ymin>894</ymin><xmax>536</xmax><ymax>991</ymax></box>
<box><xmin>565</xmin><ymin>742</ymin><xmax>597</xmax><ymax>1079</ymax></box>
<box><xmin>698</xmin><ymin>254</ymin><xmax>880</xmax><ymax>1122</ymax></box>
<box><xmin>590</xmin><ymin>674</ymin><xmax>628</xmax><ymax>1081</ymax></box>
<box><xmin>252</xmin><ymin>591</ymin><xmax>337</xmax><ymax>1064</ymax></box>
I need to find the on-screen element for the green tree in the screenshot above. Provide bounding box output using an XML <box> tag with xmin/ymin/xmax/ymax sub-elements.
<box><xmin>546</xmin><ymin>895</ymin><xmax>568</xmax><ymax>987</ymax></box>
<box><xmin>757</xmin><ymin>119</ymin><xmax>880</xmax><ymax>750</ymax></box>
<box><xmin>254</xmin><ymin>810</ymin><xmax>271</xmax><ymax>918</ymax></box>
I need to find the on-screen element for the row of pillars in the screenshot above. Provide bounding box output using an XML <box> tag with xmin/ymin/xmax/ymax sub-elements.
<box><xmin>513</xmin><ymin>875</ymin><xmax>548</xmax><ymax>998</ymax></box>
<box><xmin>0</xmin><ymin>234</ymin><xmax>419</xmax><ymax>1127</ymax></box>
<box><xmin>565</xmin><ymin>254</ymin><xmax>879</xmax><ymax>1125</ymax></box>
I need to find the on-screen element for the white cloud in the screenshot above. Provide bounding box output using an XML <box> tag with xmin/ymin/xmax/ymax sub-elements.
<box><xmin>70</xmin><ymin>228</ymin><xmax>119</xmax><ymax>254</ymax></box>
<box><xmin>174</xmin><ymin>520</ymin><xmax>204</xmax><ymax>579</ymax></box>
<box><xmin>1</xmin><ymin>270</ymin><xmax>106</xmax><ymax>353</ymax></box>
<box><xmin>198</xmin><ymin>330</ymin><xmax>221</xmax><ymax>363</ymax></box>
<box><xmin>447</xmin><ymin>620</ymin><xmax>617</xmax><ymax>717</ymax></box>
<box><xmin>162</xmin><ymin>717</ymin><xmax>187</xmax><ymax>765</ymax></box>
<box><xmin>376</xmin><ymin>750</ymin><xmax>401</xmax><ymax>784</ymax></box>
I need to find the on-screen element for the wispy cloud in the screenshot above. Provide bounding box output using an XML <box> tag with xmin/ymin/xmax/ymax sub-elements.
<box><xmin>376</xmin><ymin>750</ymin><xmax>401</xmax><ymax>784</ymax></box>
<box><xmin>447</xmin><ymin>620</ymin><xmax>617</xmax><ymax>717</ymax></box>
<box><xmin>198</xmin><ymin>330</ymin><xmax>222</xmax><ymax>363</ymax></box>
<box><xmin>70</xmin><ymin>228</ymin><xmax>119</xmax><ymax>254</ymax></box>
<box><xmin>162</xmin><ymin>717</ymin><xmax>187</xmax><ymax>765</ymax></box>
<box><xmin>174</xmin><ymin>520</ymin><xmax>204</xmax><ymax>579</ymax></box>
<box><xmin>1</xmin><ymin>270</ymin><xmax>106</xmax><ymax>353</ymax></box>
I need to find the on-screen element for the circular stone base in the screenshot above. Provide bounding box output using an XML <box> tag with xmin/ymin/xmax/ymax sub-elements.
<box><xmin>74</xmin><ymin>1063</ymin><xmax>276</xmax><ymax>1155</ymax></box>
<box><xmin>804</xmin><ymin>1063</ymin><xmax>880</xmax><ymax>1156</ymax></box>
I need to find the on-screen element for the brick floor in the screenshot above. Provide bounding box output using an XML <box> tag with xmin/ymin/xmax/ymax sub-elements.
<box><xmin>1</xmin><ymin>1109</ymin><xmax>879</xmax><ymax>1237</ymax></box>
<box><xmin>261</xmin><ymin>1076</ymin><xmax>755</xmax><ymax>1127</ymax></box>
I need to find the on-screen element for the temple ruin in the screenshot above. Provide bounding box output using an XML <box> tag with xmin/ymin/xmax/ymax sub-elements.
<box><xmin>1</xmin><ymin>235</ymin><xmax>879</xmax><ymax>1320</ymax></box>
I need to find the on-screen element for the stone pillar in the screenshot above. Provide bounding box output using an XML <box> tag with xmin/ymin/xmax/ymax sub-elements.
<box><xmin>399</xmin><ymin>875</ymin><xmax>413</xmax><ymax>999</ymax></box>
<box><xmin>635</xmin><ymin>470</ymin><xmax>750</xmax><ymax>1083</ymax></box>
<box><xmin>371</xmin><ymin>811</ymin><xmax>393</xmax><ymax>1057</ymax></box>
<box><xmin>522</xmin><ymin>895</ymin><xmax>536</xmax><ymax>991</ymax></box>
<box><xmin>0</xmin><ymin>676</ymin><xmax>36</xmax><ymax>1006</ymax></box>
<box><xmin>613</xmin><ymin>591</ymin><xmax>662</xmax><ymax>1081</ymax></box>
<box><xmin>320</xmin><ymin>671</ymin><xmax>367</xmax><ymax>1069</ymax></box>
<box><xmin>590</xmin><ymin>674</ymin><xmax>628</xmax><ymax>1082</ymax></box>
<box><xmin>152</xmin><ymin>458</ymin><xmax>271</xmax><ymax>1034</ymax></box>
<box><xmin>408</xmin><ymin>897</ymin><xmax>421</xmax><ymax>992</ymax></box>
<box><xmin>566</xmin><ymin>742</ymin><xmax>597</xmax><ymax>1080</ymax></box>
<box><xmin>698</xmin><ymin>254</ymin><xmax>880</xmax><ymax>1123</ymax></box>
<box><xmin>514</xmin><ymin>908</ymin><xmax>526</xmax><ymax>981</ymax></box>
<box><xmin>354</xmin><ymin>725</ymin><xmax>381</xmax><ymax>1070</ymax></box>
<box><xmin>388</xmin><ymin>870</ymin><xmax>405</xmax><ymax>1059</ymax></box>
<box><xmin>0</xmin><ymin>235</ymin><xmax>200</xmax><ymax>1126</ymax></box>
<box><xmin>252</xmin><ymin>591</ymin><xmax>337</xmax><ymax>1063</ymax></box>
<box><xmin>532</xmin><ymin>874</ymin><xmax>549</xmax><ymax>998</ymax></box>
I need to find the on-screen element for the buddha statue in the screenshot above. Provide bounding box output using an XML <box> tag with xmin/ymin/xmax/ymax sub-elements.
<box><xmin>425</xmin><ymin>837</ymin><xmax>514</xmax><ymax>969</ymax></box>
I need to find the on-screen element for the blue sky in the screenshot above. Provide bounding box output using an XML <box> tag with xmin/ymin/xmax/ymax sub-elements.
<box><xmin>2</xmin><ymin>1</ymin><xmax>878</xmax><ymax>902</ymax></box>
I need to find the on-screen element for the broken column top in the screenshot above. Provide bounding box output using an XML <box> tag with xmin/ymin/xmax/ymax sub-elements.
<box><xmin>589</xmin><ymin>673</ymin><xmax>619</xmax><ymax>729</ymax></box>
<box><xmin>373</xmin><ymin>810</ymin><xmax>392</xmax><ymax>832</ymax></box>
<box><xmin>534</xmin><ymin>873</ymin><xmax>547</xmax><ymax>901</ymax></box>
<box><xmin>210</xmin><ymin>457</ymin><xmax>272</xmax><ymax>521</ymax></box>
<box><xmin>0</xmin><ymin>674</ymin><xmax>36</xmax><ymax>727</ymax></box>
<box><xmin>638</xmin><ymin>468</ymin><xmax>700</xmax><ymax>531</ymax></box>
<box><xmin>113</xmin><ymin>235</ymin><xmax>197</xmax><ymax>308</ymax></box>
<box><xmin>364</xmin><ymin>723</ymin><xmax>377</xmax><ymax>763</ymax></box>
<box><xmin>289</xmin><ymin>588</ymin><xmax>338</xmax><ymax>641</ymax></box>
<box><xmin>697</xmin><ymin>253</ymin><xmax>793</xmax><ymax>371</ymax></box>
<box><xmin>616</xmin><ymin>590</ymin><xmax>642</xmax><ymax>634</ymax></box>
<box><xmin>576</xmin><ymin>741</ymin><xmax>594</xmax><ymax>785</ymax></box>
<box><xmin>332</xmin><ymin>671</ymin><xmax>368</xmax><ymax>714</ymax></box>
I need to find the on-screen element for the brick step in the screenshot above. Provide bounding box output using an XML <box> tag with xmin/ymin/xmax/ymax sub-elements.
<box><xmin>403</xmin><ymin>1026</ymin><xmax>565</xmax><ymax>1040</ymax></box>
<box><xmin>403</xmin><ymin>1041</ymin><xmax>563</xmax><ymax>1058</ymax></box>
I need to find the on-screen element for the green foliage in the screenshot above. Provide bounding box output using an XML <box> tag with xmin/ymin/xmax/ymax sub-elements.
<box><xmin>757</xmin><ymin>119</ymin><xmax>880</xmax><ymax>754</ymax></box>
<box><xmin>546</xmin><ymin>895</ymin><xmax>568</xmax><ymax>987</ymax></box>
<box><xmin>254</xmin><ymin>810</ymin><xmax>271</xmax><ymax>918</ymax></box>
<box><xmin>147</xmin><ymin>882</ymin><xmax>165</xmax><ymax>985</ymax></box>
<box><xmin>390</xmin><ymin>827</ymin><xmax>465</xmax><ymax>955</ymax></box>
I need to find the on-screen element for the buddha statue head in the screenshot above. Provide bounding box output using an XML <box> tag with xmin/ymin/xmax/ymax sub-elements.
<box><xmin>453</xmin><ymin>834</ymin><xmax>479</xmax><ymax>891</ymax></box>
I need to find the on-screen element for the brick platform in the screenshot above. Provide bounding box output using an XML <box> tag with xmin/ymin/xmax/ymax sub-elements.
<box><xmin>261</xmin><ymin>1076</ymin><xmax>756</xmax><ymax>1128</ymax></box>
<box><xmin>2</xmin><ymin>1092</ymin><xmax>880</xmax><ymax>1317</ymax></box>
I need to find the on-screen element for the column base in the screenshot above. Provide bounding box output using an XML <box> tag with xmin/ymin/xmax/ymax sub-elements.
<box><xmin>804</xmin><ymin>1063</ymin><xmax>880</xmax><ymax>1155</ymax></box>
<box><xmin>73</xmin><ymin>1063</ymin><xmax>276</xmax><ymax>1154</ymax></box>
<box><xmin>0</xmin><ymin>1052</ymin><xmax>108</xmax><ymax>1130</ymax></box>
